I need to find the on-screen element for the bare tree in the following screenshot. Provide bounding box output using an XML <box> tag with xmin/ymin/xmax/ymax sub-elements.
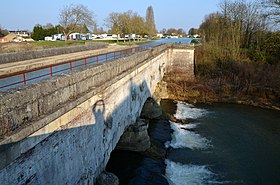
<box><xmin>146</xmin><ymin>6</ymin><xmax>157</xmax><ymax>36</ymax></box>
<box><xmin>59</xmin><ymin>4</ymin><xmax>95</xmax><ymax>42</ymax></box>
<box><xmin>198</xmin><ymin>0</ymin><xmax>265</xmax><ymax>62</ymax></box>
<box><xmin>217</xmin><ymin>0</ymin><xmax>264</xmax><ymax>57</ymax></box>
<box><xmin>43</xmin><ymin>23</ymin><xmax>54</xmax><ymax>29</ymax></box>
<box><xmin>160</xmin><ymin>28</ymin><xmax>167</xmax><ymax>34</ymax></box>
<box><xmin>105</xmin><ymin>12</ymin><xmax>122</xmax><ymax>42</ymax></box>
<box><xmin>166</xmin><ymin>28</ymin><xmax>178</xmax><ymax>35</ymax></box>
<box><xmin>130</xmin><ymin>13</ymin><xmax>145</xmax><ymax>37</ymax></box>
<box><xmin>177</xmin><ymin>28</ymin><xmax>186</xmax><ymax>36</ymax></box>
<box><xmin>261</xmin><ymin>0</ymin><xmax>280</xmax><ymax>26</ymax></box>
<box><xmin>188</xmin><ymin>28</ymin><xmax>199</xmax><ymax>36</ymax></box>
<box><xmin>120</xmin><ymin>11</ymin><xmax>133</xmax><ymax>35</ymax></box>
<box><xmin>105</xmin><ymin>10</ymin><xmax>146</xmax><ymax>42</ymax></box>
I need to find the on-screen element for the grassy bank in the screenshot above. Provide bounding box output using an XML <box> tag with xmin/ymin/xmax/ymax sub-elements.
<box><xmin>0</xmin><ymin>39</ymin><xmax>151</xmax><ymax>53</ymax></box>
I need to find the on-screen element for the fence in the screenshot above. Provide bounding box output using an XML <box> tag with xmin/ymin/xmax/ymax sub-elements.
<box><xmin>0</xmin><ymin>44</ymin><xmax>155</xmax><ymax>92</ymax></box>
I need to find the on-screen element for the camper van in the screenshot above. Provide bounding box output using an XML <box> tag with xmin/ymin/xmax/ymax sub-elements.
<box><xmin>52</xmin><ymin>34</ymin><xmax>65</xmax><ymax>41</ymax></box>
<box><xmin>69</xmin><ymin>33</ymin><xmax>81</xmax><ymax>40</ymax></box>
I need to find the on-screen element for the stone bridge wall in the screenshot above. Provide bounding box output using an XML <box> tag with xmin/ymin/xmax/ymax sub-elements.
<box><xmin>0</xmin><ymin>44</ymin><xmax>194</xmax><ymax>184</ymax></box>
<box><xmin>0</xmin><ymin>44</ymin><xmax>168</xmax><ymax>140</ymax></box>
<box><xmin>169</xmin><ymin>44</ymin><xmax>195</xmax><ymax>79</ymax></box>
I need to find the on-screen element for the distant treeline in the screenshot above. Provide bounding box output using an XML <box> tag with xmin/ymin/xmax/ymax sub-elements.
<box><xmin>32</xmin><ymin>24</ymin><xmax>63</xmax><ymax>41</ymax></box>
<box><xmin>30</xmin><ymin>5</ymin><xmax>157</xmax><ymax>41</ymax></box>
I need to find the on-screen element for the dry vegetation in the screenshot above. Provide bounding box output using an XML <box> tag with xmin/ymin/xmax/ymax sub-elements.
<box><xmin>0</xmin><ymin>40</ymin><xmax>102</xmax><ymax>54</ymax></box>
<box><xmin>161</xmin><ymin>0</ymin><xmax>279</xmax><ymax>110</ymax></box>
<box><xmin>0</xmin><ymin>42</ymin><xmax>42</xmax><ymax>53</ymax></box>
<box><xmin>164</xmin><ymin>55</ymin><xmax>280</xmax><ymax>110</ymax></box>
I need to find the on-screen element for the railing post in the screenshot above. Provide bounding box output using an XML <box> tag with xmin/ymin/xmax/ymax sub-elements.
<box><xmin>70</xmin><ymin>62</ymin><xmax>73</xmax><ymax>71</ymax></box>
<box><xmin>106</xmin><ymin>53</ymin><xmax>108</xmax><ymax>61</ymax></box>
<box><xmin>96</xmin><ymin>55</ymin><xmax>98</xmax><ymax>63</ymax></box>
<box><xmin>23</xmin><ymin>73</ymin><xmax>27</xmax><ymax>85</ymax></box>
<box><xmin>120</xmin><ymin>51</ymin><xmax>122</xmax><ymax>58</ymax></box>
<box><xmin>50</xmin><ymin>66</ymin><xmax>53</xmax><ymax>77</ymax></box>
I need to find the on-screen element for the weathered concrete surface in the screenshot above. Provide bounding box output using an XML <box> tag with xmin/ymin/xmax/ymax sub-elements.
<box><xmin>169</xmin><ymin>44</ymin><xmax>195</xmax><ymax>79</ymax></box>
<box><xmin>0</xmin><ymin>44</ymin><xmax>194</xmax><ymax>184</ymax></box>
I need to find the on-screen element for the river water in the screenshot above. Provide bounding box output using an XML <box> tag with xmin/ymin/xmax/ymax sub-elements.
<box><xmin>143</xmin><ymin>37</ymin><xmax>198</xmax><ymax>46</ymax></box>
<box><xmin>106</xmin><ymin>38</ymin><xmax>280</xmax><ymax>184</ymax></box>
<box><xmin>107</xmin><ymin>100</ymin><xmax>280</xmax><ymax>185</ymax></box>
<box><xmin>165</xmin><ymin>101</ymin><xmax>280</xmax><ymax>185</ymax></box>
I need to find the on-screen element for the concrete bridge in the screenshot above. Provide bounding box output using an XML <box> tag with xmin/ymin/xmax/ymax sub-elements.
<box><xmin>0</xmin><ymin>44</ymin><xmax>194</xmax><ymax>184</ymax></box>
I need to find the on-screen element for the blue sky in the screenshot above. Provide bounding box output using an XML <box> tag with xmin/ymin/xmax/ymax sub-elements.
<box><xmin>0</xmin><ymin>0</ymin><xmax>221</xmax><ymax>32</ymax></box>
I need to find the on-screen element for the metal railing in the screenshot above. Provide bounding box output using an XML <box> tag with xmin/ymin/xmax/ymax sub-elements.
<box><xmin>0</xmin><ymin>44</ymin><xmax>155</xmax><ymax>92</ymax></box>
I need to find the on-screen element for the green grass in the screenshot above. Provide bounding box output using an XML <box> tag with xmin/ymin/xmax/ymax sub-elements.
<box><xmin>31</xmin><ymin>38</ymin><xmax>151</xmax><ymax>49</ymax></box>
<box><xmin>32</xmin><ymin>40</ymin><xmax>96</xmax><ymax>48</ymax></box>
<box><xmin>0</xmin><ymin>38</ymin><xmax>154</xmax><ymax>54</ymax></box>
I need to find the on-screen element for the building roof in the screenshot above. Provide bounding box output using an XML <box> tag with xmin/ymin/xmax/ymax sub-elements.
<box><xmin>2</xmin><ymin>33</ymin><xmax>17</xmax><ymax>42</ymax></box>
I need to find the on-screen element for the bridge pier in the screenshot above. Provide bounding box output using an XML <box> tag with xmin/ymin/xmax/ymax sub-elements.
<box><xmin>116</xmin><ymin>118</ymin><xmax>150</xmax><ymax>152</ymax></box>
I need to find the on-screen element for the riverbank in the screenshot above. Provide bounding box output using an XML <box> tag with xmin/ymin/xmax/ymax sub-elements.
<box><xmin>0</xmin><ymin>39</ymin><xmax>152</xmax><ymax>54</ymax></box>
<box><xmin>158</xmin><ymin>71</ymin><xmax>280</xmax><ymax>111</ymax></box>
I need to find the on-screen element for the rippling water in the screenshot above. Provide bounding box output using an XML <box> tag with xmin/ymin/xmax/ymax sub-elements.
<box><xmin>107</xmin><ymin>100</ymin><xmax>280</xmax><ymax>185</ymax></box>
<box><xmin>166</xmin><ymin>101</ymin><xmax>280</xmax><ymax>185</ymax></box>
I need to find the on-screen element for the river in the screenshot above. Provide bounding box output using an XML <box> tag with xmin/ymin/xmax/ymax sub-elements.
<box><xmin>106</xmin><ymin>38</ymin><xmax>280</xmax><ymax>185</ymax></box>
<box><xmin>142</xmin><ymin>37</ymin><xmax>198</xmax><ymax>47</ymax></box>
<box><xmin>106</xmin><ymin>100</ymin><xmax>280</xmax><ymax>185</ymax></box>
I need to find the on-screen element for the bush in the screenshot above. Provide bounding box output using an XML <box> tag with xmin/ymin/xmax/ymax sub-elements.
<box><xmin>190</xmin><ymin>39</ymin><xmax>200</xmax><ymax>44</ymax></box>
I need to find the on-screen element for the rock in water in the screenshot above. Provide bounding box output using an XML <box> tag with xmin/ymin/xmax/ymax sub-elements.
<box><xmin>117</xmin><ymin>118</ymin><xmax>151</xmax><ymax>152</ymax></box>
<box><xmin>141</xmin><ymin>98</ymin><xmax>162</xmax><ymax>119</ymax></box>
<box><xmin>143</xmin><ymin>140</ymin><xmax>166</xmax><ymax>160</ymax></box>
<box><xmin>96</xmin><ymin>171</ymin><xmax>119</xmax><ymax>185</ymax></box>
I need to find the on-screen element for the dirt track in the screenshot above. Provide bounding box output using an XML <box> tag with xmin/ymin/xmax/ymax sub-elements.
<box><xmin>0</xmin><ymin>44</ymin><xmax>136</xmax><ymax>76</ymax></box>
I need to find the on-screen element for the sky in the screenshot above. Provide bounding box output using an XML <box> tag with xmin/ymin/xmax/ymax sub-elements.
<box><xmin>0</xmin><ymin>0</ymin><xmax>221</xmax><ymax>32</ymax></box>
